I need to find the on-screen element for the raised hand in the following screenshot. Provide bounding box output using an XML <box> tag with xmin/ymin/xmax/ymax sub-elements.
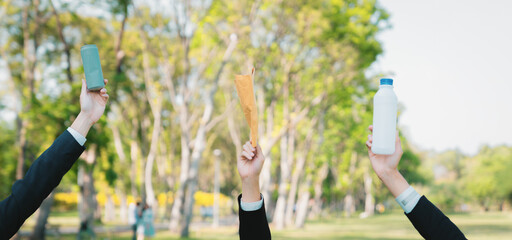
<box><xmin>238</xmin><ymin>141</ymin><xmax>265</xmax><ymax>202</ymax></box>
<box><xmin>80</xmin><ymin>78</ymin><xmax>109</xmax><ymax>124</ymax></box>
<box><xmin>366</xmin><ymin>125</ymin><xmax>409</xmax><ymax>197</ymax></box>
<box><xmin>71</xmin><ymin>79</ymin><xmax>109</xmax><ymax>137</ymax></box>
<box><xmin>366</xmin><ymin>125</ymin><xmax>403</xmax><ymax>178</ymax></box>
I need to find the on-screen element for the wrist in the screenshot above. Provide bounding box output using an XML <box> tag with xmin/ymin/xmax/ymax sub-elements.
<box><xmin>70</xmin><ymin>112</ymin><xmax>94</xmax><ymax>137</ymax></box>
<box><xmin>241</xmin><ymin>177</ymin><xmax>261</xmax><ymax>202</ymax></box>
<box><xmin>379</xmin><ymin>169</ymin><xmax>410</xmax><ymax>198</ymax></box>
<box><xmin>377</xmin><ymin>168</ymin><xmax>399</xmax><ymax>182</ymax></box>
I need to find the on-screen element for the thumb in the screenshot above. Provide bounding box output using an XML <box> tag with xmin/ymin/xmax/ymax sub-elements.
<box><xmin>81</xmin><ymin>79</ymin><xmax>87</xmax><ymax>95</ymax></box>
<box><xmin>256</xmin><ymin>144</ymin><xmax>262</xmax><ymax>153</ymax></box>
<box><xmin>256</xmin><ymin>144</ymin><xmax>264</xmax><ymax>159</ymax></box>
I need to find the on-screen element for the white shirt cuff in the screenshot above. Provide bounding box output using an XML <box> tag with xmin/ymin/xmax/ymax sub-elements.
<box><xmin>241</xmin><ymin>194</ymin><xmax>264</xmax><ymax>211</ymax></box>
<box><xmin>395</xmin><ymin>186</ymin><xmax>421</xmax><ymax>214</ymax></box>
<box><xmin>67</xmin><ymin>127</ymin><xmax>87</xmax><ymax>146</ymax></box>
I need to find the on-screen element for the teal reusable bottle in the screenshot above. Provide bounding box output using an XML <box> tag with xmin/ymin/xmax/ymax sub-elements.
<box><xmin>80</xmin><ymin>44</ymin><xmax>105</xmax><ymax>91</ymax></box>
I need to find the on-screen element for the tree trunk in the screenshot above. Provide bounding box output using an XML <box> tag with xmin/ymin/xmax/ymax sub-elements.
<box><xmin>117</xmin><ymin>188</ymin><xmax>128</xmax><ymax>223</ymax></box>
<box><xmin>130</xmin><ymin>119</ymin><xmax>141</xmax><ymax>199</ymax></box>
<box><xmin>343</xmin><ymin>152</ymin><xmax>358</xmax><ymax>217</ymax></box>
<box><xmin>168</xmin><ymin>113</ymin><xmax>191</xmax><ymax>231</ymax></box>
<box><xmin>30</xmin><ymin>192</ymin><xmax>55</xmax><ymax>240</ymax></box>
<box><xmin>363</xmin><ymin>170</ymin><xmax>374</xmax><ymax>217</ymax></box>
<box><xmin>226</xmin><ymin>93</ymin><xmax>242</xmax><ymax>157</ymax></box>
<box><xmin>213</xmin><ymin>151</ymin><xmax>221</xmax><ymax>227</ymax></box>
<box><xmin>49</xmin><ymin>0</ymin><xmax>73</xmax><ymax>84</ymax></box>
<box><xmin>283</xmin><ymin>125</ymin><xmax>296</xmax><ymax>227</ymax></box>
<box><xmin>179</xmin><ymin>32</ymin><xmax>237</xmax><ymax>238</ymax></box>
<box><xmin>168</xmin><ymin>77</ymin><xmax>192</xmax><ymax>232</ymax></box>
<box><xmin>180</xmin><ymin>103</ymin><xmax>214</xmax><ymax>237</ymax></box>
<box><xmin>295</xmin><ymin>176</ymin><xmax>312</xmax><ymax>228</ymax></box>
<box><xmin>112</xmin><ymin>124</ymin><xmax>130</xmax><ymax>223</ymax></box>
<box><xmin>273</xmin><ymin>75</ymin><xmax>290</xmax><ymax>230</ymax></box>
<box><xmin>139</xmin><ymin>29</ymin><xmax>163</xmax><ymax>207</ymax></box>
<box><xmin>259</xmin><ymin>101</ymin><xmax>275</xmax><ymax>218</ymax></box>
<box><xmin>16</xmin><ymin>117</ymin><xmax>28</xmax><ymax>180</ymax></box>
<box><xmin>104</xmin><ymin>194</ymin><xmax>116</xmax><ymax>222</ymax></box>
<box><xmin>78</xmin><ymin>147</ymin><xmax>97</xmax><ymax>238</ymax></box>
<box><xmin>310</xmin><ymin>162</ymin><xmax>328</xmax><ymax>219</ymax></box>
<box><xmin>273</xmin><ymin>137</ymin><xmax>289</xmax><ymax>229</ymax></box>
<box><xmin>16</xmin><ymin>3</ymin><xmax>32</xmax><ymax>180</ymax></box>
<box><xmin>114</xmin><ymin>7</ymin><xmax>128</xmax><ymax>74</ymax></box>
<box><xmin>284</xmin><ymin>117</ymin><xmax>316</xmax><ymax>227</ymax></box>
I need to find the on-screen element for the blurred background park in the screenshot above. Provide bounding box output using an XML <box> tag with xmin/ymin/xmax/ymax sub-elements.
<box><xmin>1</xmin><ymin>0</ymin><xmax>512</xmax><ymax>239</ymax></box>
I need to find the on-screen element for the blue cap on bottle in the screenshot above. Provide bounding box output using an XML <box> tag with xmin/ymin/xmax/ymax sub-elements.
<box><xmin>380</xmin><ymin>78</ymin><xmax>393</xmax><ymax>85</ymax></box>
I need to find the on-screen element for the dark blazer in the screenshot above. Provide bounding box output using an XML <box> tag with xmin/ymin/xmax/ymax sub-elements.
<box><xmin>0</xmin><ymin>131</ymin><xmax>85</xmax><ymax>239</ymax></box>
<box><xmin>238</xmin><ymin>194</ymin><xmax>271</xmax><ymax>240</ymax></box>
<box><xmin>406</xmin><ymin>196</ymin><xmax>467</xmax><ymax>240</ymax></box>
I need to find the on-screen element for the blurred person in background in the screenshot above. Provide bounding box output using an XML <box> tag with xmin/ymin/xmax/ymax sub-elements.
<box><xmin>128</xmin><ymin>201</ymin><xmax>139</xmax><ymax>240</ymax></box>
<box><xmin>136</xmin><ymin>202</ymin><xmax>145</xmax><ymax>240</ymax></box>
<box><xmin>143</xmin><ymin>203</ymin><xmax>155</xmax><ymax>238</ymax></box>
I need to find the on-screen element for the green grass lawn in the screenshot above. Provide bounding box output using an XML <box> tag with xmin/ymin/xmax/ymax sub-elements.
<box><xmin>24</xmin><ymin>211</ymin><xmax>512</xmax><ymax>239</ymax></box>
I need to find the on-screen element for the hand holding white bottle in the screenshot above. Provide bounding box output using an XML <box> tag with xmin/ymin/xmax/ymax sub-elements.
<box><xmin>371</xmin><ymin>78</ymin><xmax>398</xmax><ymax>155</ymax></box>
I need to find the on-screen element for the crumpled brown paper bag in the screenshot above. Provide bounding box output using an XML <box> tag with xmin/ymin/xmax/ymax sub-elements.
<box><xmin>235</xmin><ymin>68</ymin><xmax>258</xmax><ymax>147</ymax></box>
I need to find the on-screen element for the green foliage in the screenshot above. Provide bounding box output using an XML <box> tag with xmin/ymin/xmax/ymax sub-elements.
<box><xmin>428</xmin><ymin>182</ymin><xmax>465</xmax><ymax>211</ymax></box>
<box><xmin>399</xmin><ymin>139</ymin><xmax>428</xmax><ymax>185</ymax></box>
<box><xmin>0</xmin><ymin>122</ymin><xmax>17</xmax><ymax>198</ymax></box>
<box><xmin>465</xmin><ymin>146</ymin><xmax>512</xmax><ymax>210</ymax></box>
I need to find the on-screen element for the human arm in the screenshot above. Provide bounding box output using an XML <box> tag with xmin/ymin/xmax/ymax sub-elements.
<box><xmin>366</xmin><ymin>125</ymin><xmax>466</xmax><ymax>240</ymax></box>
<box><xmin>237</xmin><ymin>141</ymin><xmax>271</xmax><ymax>240</ymax></box>
<box><xmin>0</xmin><ymin>79</ymin><xmax>109</xmax><ymax>238</ymax></box>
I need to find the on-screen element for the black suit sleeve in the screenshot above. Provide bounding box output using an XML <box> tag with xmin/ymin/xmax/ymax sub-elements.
<box><xmin>0</xmin><ymin>131</ymin><xmax>85</xmax><ymax>239</ymax></box>
<box><xmin>238</xmin><ymin>194</ymin><xmax>271</xmax><ymax>240</ymax></box>
<box><xmin>405</xmin><ymin>196</ymin><xmax>467</xmax><ymax>240</ymax></box>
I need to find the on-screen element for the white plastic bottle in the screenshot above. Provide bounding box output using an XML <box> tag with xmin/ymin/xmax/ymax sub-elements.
<box><xmin>372</xmin><ymin>78</ymin><xmax>398</xmax><ymax>155</ymax></box>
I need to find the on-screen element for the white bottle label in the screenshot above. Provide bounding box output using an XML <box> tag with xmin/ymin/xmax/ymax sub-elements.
<box><xmin>372</xmin><ymin>88</ymin><xmax>397</xmax><ymax>155</ymax></box>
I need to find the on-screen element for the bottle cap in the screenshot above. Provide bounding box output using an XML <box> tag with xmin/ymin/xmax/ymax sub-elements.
<box><xmin>380</xmin><ymin>78</ymin><xmax>393</xmax><ymax>85</ymax></box>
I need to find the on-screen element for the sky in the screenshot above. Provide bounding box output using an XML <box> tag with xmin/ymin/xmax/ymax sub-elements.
<box><xmin>373</xmin><ymin>0</ymin><xmax>512</xmax><ymax>155</ymax></box>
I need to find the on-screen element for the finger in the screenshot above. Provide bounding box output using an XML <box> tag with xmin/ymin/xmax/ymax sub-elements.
<box><xmin>255</xmin><ymin>144</ymin><xmax>264</xmax><ymax>160</ymax></box>
<box><xmin>102</xmin><ymin>93</ymin><xmax>109</xmax><ymax>101</ymax></box>
<box><xmin>249</xmin><ymin>142</ymin><xmax>256</xmax><ymax>152</ymax></box>
<box><xmin>104</xmin><ymin>79</ymin><xmax>108</xmax><ymax>85</ymax></box>
<box><xmin>81</xmin><ymin>79</ymin><xmax>87</xmax><ymax>94</ymax></box>
<box><xmin>243</xmin><ymin>143</ymin><xmax>252</xmax><ymax>153</ymax></box>
<box><xmin>256</xmin><ymin>144</ymin><xmax>262</xmax><ymax>153</ymax></box>
<box><xmin>100</xmin><ymin>88</ymin><xmax>107</xmax><ymax>94</ymax></box>
<box><xmin>368</xmin><ymin>125</ymin><xmax>373</xmax><ymax>132</ymax></box>
<box><xmin>242</xmin><ymin>151</ymin><xmax>253</xmax><ymax>160</ymax></box>
<box><xmin>245</xmin><ymin>144</ymin><xmax>255</xmax><ymax>157</ymax></box>
<box><xmin>366</xmin><ymin>138</ymin><xmax>372</xmax><ymax>147</ymax></box>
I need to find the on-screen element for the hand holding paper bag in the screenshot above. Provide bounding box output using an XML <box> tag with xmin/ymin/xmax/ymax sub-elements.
<box><xmin>235</xmin><ymin>69</ymin><xmax>258</xmax><ymax>147</ymax></box>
